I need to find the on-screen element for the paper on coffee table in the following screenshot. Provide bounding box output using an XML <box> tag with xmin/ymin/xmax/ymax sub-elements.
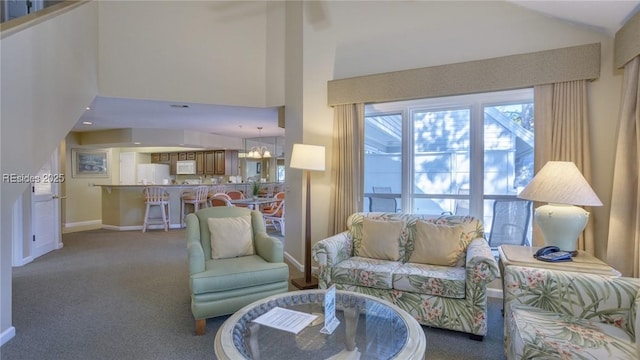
<box><xmin>252</xmin><ymin>307</ymin><xmax>318</xmax><ymax>334</ymax></box>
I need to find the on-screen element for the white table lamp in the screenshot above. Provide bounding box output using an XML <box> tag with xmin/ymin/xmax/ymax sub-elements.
<box><xmin>517</xmin><ymin>161</ymin><xmax>602</xmax><ymax>252</ymax></box>
<box><xmin>289</xmin><ymin>143</ymin><xmax>326</xmax><ymax>289</ymax></box>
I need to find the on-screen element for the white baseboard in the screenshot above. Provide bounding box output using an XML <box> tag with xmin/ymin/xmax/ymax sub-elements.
<box><xmin>65</xmin><ymin>220</ymin><xmax>102</xmax><ymax>229</ymax></box>
<box><xmin>283</xmin><ymin>252</ymin><xmax>320</xmax><ymax>276</ymax></box>
<box><xmin>13</xmin><ymin>256</ymin><xmax>33</xmax><ymax>267</ymax></box>
<box><xmin>284</xmin><ymin>252</ymin><xmax>304</xmax><ymax>272</ymax></box>
<box><xmin>102</xmin><ymin>223</ymin><xmax>183</xmax><ymax>231</ymax></box>
<box><xmin>0</xmin><ymin>326</ymin><xmax>16</xmax><ymax>346</ymax></box>
<box><xmin>487</xmin><ymin>288</ymin><xmax>503</xmax><ymax>299</ymax></box>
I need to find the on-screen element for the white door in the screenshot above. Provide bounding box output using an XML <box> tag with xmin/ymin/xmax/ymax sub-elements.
<box><xmin>31</xmin><ymin>150</ymin><xmax>63</xmax><ymax>258</ymax></box>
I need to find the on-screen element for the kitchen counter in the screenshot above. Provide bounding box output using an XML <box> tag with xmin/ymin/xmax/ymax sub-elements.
<box><xmin>97</xmin><ymin>183</ymin><xmax>284</xmax><ymax>230</ymax></box>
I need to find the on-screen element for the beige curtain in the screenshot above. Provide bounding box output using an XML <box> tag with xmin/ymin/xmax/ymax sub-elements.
<box><xmin>533</xmin><ymin>80</ymin><xmax>596</xmax><ymax>252</ymax></box>
<box><xmin>607</xmin><ymin>56</ymin><xmax>640</xmax><ymax>277</ymax></box>
<box><xmin>329</xmin><ymin>103</ymin><xmax>364</xmax><ymax>234</ymax></box>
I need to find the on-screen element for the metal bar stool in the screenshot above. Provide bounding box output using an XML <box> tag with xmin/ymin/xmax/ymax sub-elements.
<box><xmin>142</xmin><ymin>186</ymin><xmax>170</xmax><ymax>232</ymax></box>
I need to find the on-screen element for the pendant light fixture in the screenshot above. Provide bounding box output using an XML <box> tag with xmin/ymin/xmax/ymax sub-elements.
<box><xmin>247</xmin><ymin>127</ymin><xmax>272</xmax><ymax>159</ymax></box>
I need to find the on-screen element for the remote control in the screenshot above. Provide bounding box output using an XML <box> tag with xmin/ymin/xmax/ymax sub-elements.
<box><xmin>537</xmin><ymin>251</ymin><xmax>572</xmax><ymax>262</ymax></box>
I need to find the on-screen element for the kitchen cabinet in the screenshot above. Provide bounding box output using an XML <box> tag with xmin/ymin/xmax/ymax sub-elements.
<box><xmin>213</xmin><ymin>150</ymin><xmax>225</xmax><ymax>175</ymax></box>
<box><xmin>151</xmin><ymin>152</ymin><xmax>170</xmax><ymax>164</ymax></box>
<box><xmin>204</xmin><ymin>151</ymin><xmax>215</xmax><ymax>174</ymax></box>
<box><xmin>224</xmin><ymin>150</ymin><xmax>239</xmax><ymax>176</ymax></box>
<box><xmin>195</xmin><ymin>152</ymin><xmax>204</xmax><ymax>175</ymax></box>
<box><xmin>152</xmin><ymin>150</ymin><xmax>237</xmax><ymax>176</ymax></box>
<box><xmin>169</xmin><ymin>153</ymin><xmax>179</xmax><ymax>175</ymax></box>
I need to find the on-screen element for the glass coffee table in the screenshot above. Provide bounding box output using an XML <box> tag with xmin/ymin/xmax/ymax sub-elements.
<box><xmin>214</xmin><ymin>290</ymin><xmax>426</xmax><ymax>359</ymax></box>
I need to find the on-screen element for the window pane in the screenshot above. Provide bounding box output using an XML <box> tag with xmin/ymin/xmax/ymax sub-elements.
<box><xmin>483</xmin><ymin>101</ymin><xmax>534</xmax><ymax>246</ymax></box>
<box><xmin>364</xmin><ymin>113</ymin><xmax>402</xmax><ymax>212</ymax></box>
<box><xmin>413</xmin><ymin>109</ymin><xmax>470</xmax><ymax>214</ymax></box>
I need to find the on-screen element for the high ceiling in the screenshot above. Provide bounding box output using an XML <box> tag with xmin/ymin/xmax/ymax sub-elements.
<box><xmin>72</xmin><ymin>1</ymin><xmax>640</xmax><ymax>140</ymax></box>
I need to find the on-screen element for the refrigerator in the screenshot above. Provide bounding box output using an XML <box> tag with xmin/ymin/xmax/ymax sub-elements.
<box><xmin>137</xmin><ymin>164</ymin><xmax>170</xmax><ymax>185</ymax></box>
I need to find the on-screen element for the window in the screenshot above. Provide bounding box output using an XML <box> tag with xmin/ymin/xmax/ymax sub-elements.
<box><xmin>364</xmin><ymin>89</ymin><xmax>534</xmax><ymax>244</ymax></box>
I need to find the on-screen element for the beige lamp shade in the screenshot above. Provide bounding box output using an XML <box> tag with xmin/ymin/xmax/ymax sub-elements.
<box><xmin>290</xmin><ymin>144</ymin><xmax>325</xmax><ymax>171</ymax></box>
<box><xmin>517</xmin><ymin>161</ymin><xmax>602</xmax><ymax>206</ymax></box>
<box><xmin>518</xmin><ymin>161</ymin><xmax>601</xmax><ymax>252</ymax></box>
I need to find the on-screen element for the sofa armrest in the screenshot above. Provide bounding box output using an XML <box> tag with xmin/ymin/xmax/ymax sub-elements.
<box><xmin>312</xmin><ymin>231</ymin><xmax>352</xmax><ymax>288</ymax></box>
<box><xmin>465</xmin><ymin>238</ymin><xmax>499</xmax><ymax>285</ymax></box>
<box><xmin>504</xmin><ymin>266</ymin><xmax>640</xmax><ymax>334</ymax></box>
<box><xmin>254</xmin><ymin>231</ymin><xmax>284</xmax><ymax>263</ymax></box>
<box><xmin>186</xmin><ymin>213</ymin><xmax>205</xmax><ymax>275</ymax></box>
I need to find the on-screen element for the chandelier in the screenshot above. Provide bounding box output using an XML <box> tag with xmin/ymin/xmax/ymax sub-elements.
<box><xmin>247</xmin><ymin>127</ymin><xmax>272</xmax><ymax>159</ymax></box>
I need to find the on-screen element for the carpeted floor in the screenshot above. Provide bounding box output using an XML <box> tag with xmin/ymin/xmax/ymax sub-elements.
<box><xmin>0</xmin><ymin>228</ymin><xmax>506</xmax><ymax>360</ymax></box>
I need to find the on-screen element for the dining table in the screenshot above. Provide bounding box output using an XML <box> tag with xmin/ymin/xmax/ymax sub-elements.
<box><xmin>229</xmin><ymin>197</ymin><xmax>278</xmax><ymax>210</ymax></box>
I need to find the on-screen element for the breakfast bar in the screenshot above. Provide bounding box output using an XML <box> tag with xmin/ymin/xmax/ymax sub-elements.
<box><xmin>98</xmin><ymin>183</ymin><xmax>284</xmax><ymax>230</ymax></box>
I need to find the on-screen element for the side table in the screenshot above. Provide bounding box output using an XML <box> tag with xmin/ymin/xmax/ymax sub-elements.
<box><xmin>498</xmin><ymin>245</ymin><xmax>621</xmax><ymax>313</ymax></box>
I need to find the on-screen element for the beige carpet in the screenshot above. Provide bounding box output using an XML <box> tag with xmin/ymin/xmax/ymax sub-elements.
<box><xmin>1</xmin><ymin>227</ymin><xmax>505</xmax><ymax>360</ymax></box>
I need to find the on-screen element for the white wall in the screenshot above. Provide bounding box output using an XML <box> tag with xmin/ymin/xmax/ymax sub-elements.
<box><xmin>98</xmin><ymin>1</ymin><xmax>276</xmax><ymax>107</ymax></box>
<box><xmin>295</xmin><ymin>1</ymin><xmax>622</xmax><ymax>260</ymax></box>
<box><xmin>0</xmin><ymin>1</ymin><xmax>99</xmax><ymax>344</ymax></box>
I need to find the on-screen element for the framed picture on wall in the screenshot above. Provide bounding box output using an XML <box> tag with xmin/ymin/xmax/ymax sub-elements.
<box><xmin>72</xmin><ymin>149</ymin><xmax>109</xmax><ymax>178</ymax></box>
<box><xmin>256</xmin><ymin>162</ymin><xmax>261</xmax><ymax>174</ymax></box>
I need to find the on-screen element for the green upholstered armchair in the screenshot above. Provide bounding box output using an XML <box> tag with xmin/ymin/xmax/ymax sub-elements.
<box><xmin>186</xmin><ymin>207</ymin><xmax>289</xmax><ymax>335</ymax></box>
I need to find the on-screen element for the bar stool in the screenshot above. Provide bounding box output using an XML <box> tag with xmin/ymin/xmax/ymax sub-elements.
<box><xmin>142</xmin><ymin>186</ymin><xmax>170</xmax><ymax>232</ymax></box>
<box><xmin>180</xmin><ymin>186</ymin><xmax>209</xmax><ymax>227</ymax></box>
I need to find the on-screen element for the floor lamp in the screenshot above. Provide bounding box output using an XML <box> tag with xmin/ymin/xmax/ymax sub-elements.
<box><xmin>289</xmin><ymin>143</ymin><xmax>325</xmax><ymax>289</ymax></box>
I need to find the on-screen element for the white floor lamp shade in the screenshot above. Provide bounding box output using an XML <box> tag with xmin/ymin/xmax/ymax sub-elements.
<box><xmin>518</xmin><ymin>161</ymin><xmax>602</xmax><ymax>252</ymax></box>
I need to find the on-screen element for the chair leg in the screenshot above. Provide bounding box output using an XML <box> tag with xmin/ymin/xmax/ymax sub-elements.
<box><xmin>142</xmin><ymin>203</ymin><xmax>150</xmax><ymax>233</ymax></box>
<box><xmin>160</xmin><ymin>203</ymin><xmax>168</xmax><ymax>232</ymax></box>
<box><xmin>195</xmin><ymin>319</ymin><xmax>206</xmax><ymax>336</ymax></box>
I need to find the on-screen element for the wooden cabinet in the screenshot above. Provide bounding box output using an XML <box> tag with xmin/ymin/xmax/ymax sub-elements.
<box><xmin>152</xmin><ymin>150</ymin><xmax>237</xmax><ymax>175</ymax></box>
<box><xmin>204</xmin><ymin>151</ymin><xmax>215</xmax><ymax>174</ymax></box>
<box><xmin>213</xmin><ymin>150</ymin><xmax>225</xmax><ymax>175</ymax></box>
<box><xmin>224</xmin><ymin>150</ymin><xmax>239</xmax><ymax>176</ymax></box>
<box><xmin>195</xmin><ymin>152</ymin><xmax>204</xmax><ymax>175</ymax></box>
<box><xmin>151</xmin><ymin>152</ymin><xmax>170</xmax><ymax>164</ymax></box>
<box><xmin>169</xmin><ymin>153</ymin><xmax>179</xmax><ymax>175</ymax></box>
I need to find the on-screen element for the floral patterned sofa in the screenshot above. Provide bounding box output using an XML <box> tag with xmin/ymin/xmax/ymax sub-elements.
<box><xmin>503</xmin><ymin>265</ymin><xmax>640</xmax><ymax>359</ymax></box>
<box><xmin>311</xmin><ymin>212</ymin><xmax>499</xmax><ymax>340</ymax></box>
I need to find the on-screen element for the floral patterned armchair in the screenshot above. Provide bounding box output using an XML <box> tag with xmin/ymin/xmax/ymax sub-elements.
<box><xmin>312</xmin><ymin>212</ymin><xmax>499</xmax><ymax>340</ymax></box>
<box><xmin>503</xmin><ymin>265</ymin><xmax>640</xmax><ymax>359</ymax></box>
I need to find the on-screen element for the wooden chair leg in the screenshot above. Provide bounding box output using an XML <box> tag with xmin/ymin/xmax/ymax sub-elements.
<box><xmin>195</xmin><ymin>318</ymin><xmax>206</xmax><ymax>336</ymax></box>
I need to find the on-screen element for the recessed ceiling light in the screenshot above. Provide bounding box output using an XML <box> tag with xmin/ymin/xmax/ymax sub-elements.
<box><xmin>82</xmin><ymin>121</ymin><xmax>93</xmax><ymax>125</ymax></box>
<box><xmin>85</xmin><ymin>107</ymin><xmax>91</xmax><ymax>110</ymax></box>
<box><xmin>170</xmin><ymin>104</ymin><xmax>189</xmax><ymax>108</ymax></box>
<box><xmin>133</xmin><ymin>142</ymin><xmax>141</xmax><ymax>145</ymax></box>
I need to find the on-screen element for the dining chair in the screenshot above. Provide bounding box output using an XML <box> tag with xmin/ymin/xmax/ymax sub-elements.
<box><xmin>142</xmin><ymin>186</ymin><xmax>170</xmax><ymax>232</ymax></box>
<box><xmin>208</xmin><ymin>192</ymin><xmax>232</xmax><ymax>207</ymax></box>
<box><xmin>487</xmin><ymin>199</ymin><xmax>532</xmax><ymax>249</ymax></box>
<box><xmin>209</xmin><ymin>196</ymin><xmax>233</xmax><ymax>207</ymax></box>
<box><xmin>261</xmin><ymin>191</ymin><xmax>284</xmax><ymax>213</ymax></box>
<box><xmin>226</xmin><ymin>190</ymin><xmax>248</xmax><ymax>208</ymax></box>
<box><xmin>372</xmin><ymin>186</ymin><xmax>392</xmax><ymax>193</ymax></box>
<box><xmin>263</xmin><ymin>197</ymin><xmax>285</xmax><ymax>235</ymax></box>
